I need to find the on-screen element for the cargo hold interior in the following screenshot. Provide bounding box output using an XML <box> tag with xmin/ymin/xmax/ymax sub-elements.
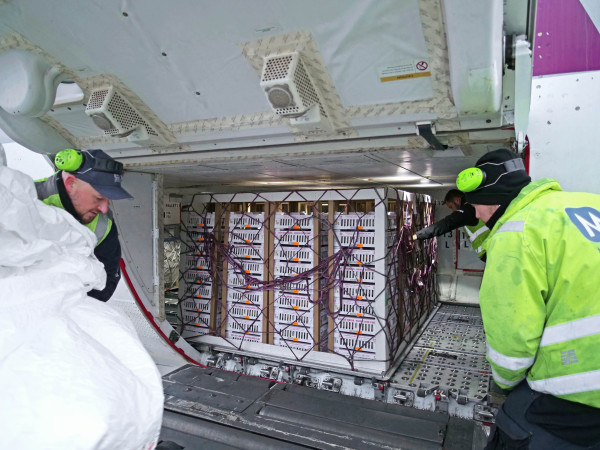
<box><xmin>0</xmin><ymin>0</ymin><xmax>545</xmax><ymax>448</ymax></box>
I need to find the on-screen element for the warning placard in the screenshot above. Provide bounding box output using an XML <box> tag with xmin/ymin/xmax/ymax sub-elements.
<box><xmin>377</xmin><ymin>58</ymin><xmax>431</xmax><ymax>82</ymax></box>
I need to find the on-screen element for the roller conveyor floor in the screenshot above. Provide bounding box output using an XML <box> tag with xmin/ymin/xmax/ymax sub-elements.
<box><xmin>158</xmin><ymin>304</ymin><xmax>495</xmax><ymax>449</ymax></box>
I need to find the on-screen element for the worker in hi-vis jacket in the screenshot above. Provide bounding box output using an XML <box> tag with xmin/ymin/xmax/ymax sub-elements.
<box><xmin>35</xmin><ymin>149</ymin><xmax>132</xmax><ymax>301</ymax></box>
<box><xmin>456</xmin><ymin>148</ymin><xmax>600</xmax><ymax>449</ymax></box>
<box><xmin>413</xmin><ymin>189</ymin><xmax>490</xmax><ymax>261</ymax></box>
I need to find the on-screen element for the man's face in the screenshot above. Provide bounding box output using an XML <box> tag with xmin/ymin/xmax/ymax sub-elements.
<box><xmin>68</xmin><ymin>177</ymin><xmax>109</xmax><ymax>224</ymax></box>
<box><xmin>473</xmin><ymin>204</ymin><xmax>501</xmax><ymax>223</ymax></box>
<box><xmin>445</xmin><ymin>198</ymin><xmax>461</xmax><ymax>212</ymax></box>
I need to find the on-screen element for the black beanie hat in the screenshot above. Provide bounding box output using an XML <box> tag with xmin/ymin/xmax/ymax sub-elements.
<box><xmin>465</xmin><ymin>148</ymin><xmax>531</xmax><ymax>205</ymax></box>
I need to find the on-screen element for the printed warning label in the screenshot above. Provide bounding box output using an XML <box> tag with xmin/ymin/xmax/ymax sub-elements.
<box><xmin>378</xmin><ymin>58</ymin><xmax>431</xmax><ymax>82</ymax></box>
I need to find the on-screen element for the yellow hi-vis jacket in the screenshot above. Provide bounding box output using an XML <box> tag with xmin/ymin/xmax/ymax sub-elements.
<box><xmin>462</xmin><ymin>220</ymin><xmax>489</xmax><ymax>259</ymax></box>
<box><xmin>35</xmin><ymin>173</ymin><xmax>112</xmax><ymax>245</ymax></box>
<box><xmin>480</xmin><ymin>178</ymin><xmax>600</xmax><ymax>407</ymax></box>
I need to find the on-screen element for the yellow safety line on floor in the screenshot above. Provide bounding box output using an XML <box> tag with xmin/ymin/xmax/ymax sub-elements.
<box><xmin>408</xmin><ymin>348</ymin><xmax>431</xmax><ymax>384</ymax></box>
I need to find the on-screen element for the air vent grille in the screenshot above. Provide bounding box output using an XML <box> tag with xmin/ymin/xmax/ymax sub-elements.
<box><xmin>87</xmin><ymin>89</ymin><xmax>109</xmax><ymax>110</ymax></box>
<box><xmin>103</xmin><ymin>90</ymin><xmax>158</xmax><ymax>137</ymax></box>
<box><xmin>260</xmin><ymin>52</ymin><xmax>328</xmax><ymax>119</ymax></box>
<box><xmin>261</xmin><ymin>54</ymin><xmax>293</xmax><ymax>82</ymax></box>
<box><xmin>293</xmin><ymin>59</ymin><xmax>326</xmax><ymax>118</ymax></box>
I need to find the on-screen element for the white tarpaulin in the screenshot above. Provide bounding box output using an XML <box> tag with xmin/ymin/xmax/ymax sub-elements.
<box><xmin>0</xmin><ymin>167</ymin><xmax>164</xmax><ymax>450</ymax></box>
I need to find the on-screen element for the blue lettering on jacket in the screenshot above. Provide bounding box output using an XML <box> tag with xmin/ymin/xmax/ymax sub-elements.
<box><xmin>565</xmin><ymin>207</ymin><xmax>600</xmax><ymax>242</ymax></box>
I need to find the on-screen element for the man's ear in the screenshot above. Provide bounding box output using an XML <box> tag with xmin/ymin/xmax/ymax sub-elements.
<box><xmin>61</xmin><ymin>171</ymin><xmax>77</xmax><ymax>193</ymax></box>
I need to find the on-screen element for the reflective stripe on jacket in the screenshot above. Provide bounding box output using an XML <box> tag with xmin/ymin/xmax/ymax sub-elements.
<box><xmin>480</xmin><ymin>178</ymin><xmax>600</xmax><ymax>407</ymax></box>
<box><xmin>35</xmin><ymin>173</ymin><xmax>112</xmax><ymax>246</ymax></box>
<box><xmin>462</xmin><ymin>220</ymin><xmax>490</xmax><ymax>258</ymax></box>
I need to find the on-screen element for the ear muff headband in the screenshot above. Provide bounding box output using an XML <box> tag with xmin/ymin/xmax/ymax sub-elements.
<box><xmin>456</xmin><ymin>167</ymin><xmax>486</xmax><ymax>192</ymax></box>
<box><xmin>456</xmin><ymin>158</ymin><xmax>526</xmax><ymax>193</ymax></box>
<box><xmin>54</xmin><ymin>149</ymin><xmax>124</xmax><ymax>175</ymax></box>
<box><xmin>55</xmin><ymin>149</ymin><xmax>83</xmax><ymax>172</ymax></box>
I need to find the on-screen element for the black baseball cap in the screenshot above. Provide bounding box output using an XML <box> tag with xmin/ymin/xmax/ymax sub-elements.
<box><xmin>73</xmin><ymin>149</ymin><xmax>133</xmax><ymax>200</ymax></box>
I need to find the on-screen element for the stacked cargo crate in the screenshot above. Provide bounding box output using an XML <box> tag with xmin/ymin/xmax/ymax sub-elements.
<box><xmin>223</xmin><ymin>212</ymin><xmax>268</xmax><ymax>343</ymax></box>
<box><xmin>272</xmin><ymin>213</ymin><xmax>327</xmax><ymax>352</ymax></box>
<box><xmin>179</xmin><ymin>212</ymin><xmax>216</xmax><ymax>339</ymax></box>
<box><xmin>332</xmin><ymin>213</ymin><xmax>381</xmax><ymax>360</ymax></box>
<box><xmin>176</xmin><ymin>189</ymin><xmax>435</xmax><ymax>375</ymax></box>
<box><xmin>385</xmin><ymin>211</ymin><xmax>399</xmax><ymax>350</ymax></box>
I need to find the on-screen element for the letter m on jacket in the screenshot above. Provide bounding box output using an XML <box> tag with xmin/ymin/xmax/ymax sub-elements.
<box><xmin>565</xmin><ymin>207</ymin><xmax>600</xmax><ymax>242</ymax></box>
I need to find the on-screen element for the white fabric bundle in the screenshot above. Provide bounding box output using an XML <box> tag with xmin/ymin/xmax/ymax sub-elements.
<box><xmin>0</xmin><ymin>167</ymin><xmax>164</xmax><ymax>450</ymax></box>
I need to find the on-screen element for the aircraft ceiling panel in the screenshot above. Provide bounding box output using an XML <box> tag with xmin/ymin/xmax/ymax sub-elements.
<box><xmin>0</xmin><ymin>0</ymin><xmax>431</xmax><ymax>125</ymax></box>
<box><xmin>0</xmin><ymin>0</ymin><xmax>528</xmax><ymax>191</ymax></box>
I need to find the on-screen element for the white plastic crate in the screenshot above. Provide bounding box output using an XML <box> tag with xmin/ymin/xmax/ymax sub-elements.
<box><xmin>339</xmin><ymin>267</ymin><xmax>376</xmax><ymax>284</ymax></box>
<box><xmin>227</xmin><ymin>260</ymin><xmax>264</xmax><ymax>277</ymax></box>
<box><xmin>334</xmin><ymin>298</ymin><xmax>376</xmax><ymax>319</ymax></box>
<box><xmin>186</xmin><ymin>229</ymin><xmax>212</xmax><ymax>243</ymax></box>
<box><xmin>336</xmin><ymin>248</ymin><xmax>376</xmax><ymax>266</ymax></box>
<box><xmin>278</xmin><ymin>280</ymin><xmax>318</xmax><ymax>295</ymax></box>
<box><xmin>226</xmin><ymin>289</ymin><xmax>264</xmax><ymax>306</ymax></box>
<box><xmin>181</xmin><ymin>298</ymin><xmax>211</xmax><ymax>314</ymax></box>
<box><xmin>273</xmin><ymin>326</ymin><xmax>314</xmax><ymax>345</ymax></box>
<box><xmin>334</xmin><ymin>316</ymin><xmax>377</xmax><ymax>336</ymax></box>
<box><xmin>183</xmin><ymin>212</ymin><xmax>215</xmax><ymax>230</ymax></box>
<box><xmin>228</xmin><ymin>274</ymin><xmax>263</xmax><ymax>290</ymax></box>
<box><xmin>334</xmin><ymin>333</ymin><xmax>377</xmax><ymax>360</ymax></box>
<box><xmin>183</xmin><ymin>270</ymin><xmax>212</xmax><ymax>285</ymax></box>
<box><xmin>186</xmin><ymin>247</ymin><xmax>211</xmax><ymax>257</ymax></box>
<box><xmin>181</xmin><ymin>311</ymin><xmax>211</xmax><ymax>329</ymax></box>
<box><xmin>273</xmin><ymin>291</ymin><xmax>313</xmax><ymax>311</ymax></box>
<box><xmin>333</xmin><ymin>231</ymin><xmax>375</xmax><ymax>249</ymax></box>
<box><xmin>185</xmin><ymin>284</ymin><xmax>212</xmax><ymax>300</ymax></box>
<box><xmin>225</xmin><ymin>331</ymin><xmax>262</xmax><ymax>343</ymax></box>
<box><xmin>226</xmin><ymin>303</ymin><xmax>263</xmax><ymax>321</ymax></box>
<box><xmin>332</xmin><ymin>213</ymin><xmax>376</xmax><ymax>232</ymax></box>
<box><xmin>334</xmin><ymin>282</ymin><xmax>377</xmax><ymax>301</ymax></box>
<box><xmin>229</xmin><ymin>228</ymin><xmax>264</xmax><ymax>245</ymax></box>
<box><xmin>274</xmin><ymin>262</ymin><xmax>315</xmax><ymax>279</ymax></box>
<box><xmin>273</xmin><ymin>336</ymin><xmax>314</xmax><ymax>351</ymax></box>
<box><xmin>275</xmin><ymin>230</ymin><xmax>315</xmax><ymax>247</ymax></box>
<box><xmin>184</xmin><ymin>256</ymin><xmax>211</xmax><ymax>270</ymax></box>
<box><xmin>229</xmin><ymin>245</ymin><xmax>265</xmax><ymax>260</ymax></box>
<box><xmin>274</xmin><ymin>309</ymin><xmax>314</xmax><ymax>327</ymax></box>
<box><xmin>229</xmin><ymin>213</ymin><xmax>264</xmax><ymax>230</ymax></box>
<box><xmin>274</xmin><ymin>247</ymin><xmax>315</xmax><ymax>264</ymax></box>
<box><xmin>225</xmin><ymin>317</ymin><xmax>263</xmax><ymax>342</ymax></box>
<box><xmin>275</xmin><ymin>213</ymin><xmax>314</xmax><ymax>231</ymax></box>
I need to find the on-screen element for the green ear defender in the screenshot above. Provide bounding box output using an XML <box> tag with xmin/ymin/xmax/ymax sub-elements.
<box><xmin>456</xmin><ymin>167</ymin><xmax>486</xmax><ymax>192</ymax></box>
<box><xmin>55</xmin><ymin>149</ymin><xmax>83</xmax><ymax>172</ymax></box>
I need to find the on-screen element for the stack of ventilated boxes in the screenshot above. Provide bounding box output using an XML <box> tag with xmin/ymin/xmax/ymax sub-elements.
<box><xmin>272</xmin><ymin>213</ymin><xmax>327</xmax><ymax>351</ymax></box>
<box><xmin>385</xmin><ymin>212</ymin><xmax>399</xmax><ymax>348</ymax></box>
<box><xmin>224</xmin><ymin>213</ymin><xmax>267</xmax><ymax>343</ymax></box>
<box><xmin>332</xmin><ymin>213</ymin><xmax>379</xmax><ymax>359</ymax></box>
<box><xmin>177</xmin><ymin>189</ymin><xmax>433</xmax><ymax>376</ymax></box>
<box><xmin>179</xmin><ymin>212</ymin><xmax>215</xmax><ymax>339</ymax></box>
<box><xmin>331</xmin><ymin>211</ymin><xmax>400</xmax><ymax>361</ymax></box>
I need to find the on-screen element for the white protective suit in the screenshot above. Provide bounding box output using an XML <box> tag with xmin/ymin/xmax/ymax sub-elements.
<box><xmin>0</xmin><ymin>167</ymin><xmax>164</xmax><ymax>450</ymax></box>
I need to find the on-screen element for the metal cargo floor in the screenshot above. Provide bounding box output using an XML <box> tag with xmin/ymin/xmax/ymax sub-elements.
<box><xmin>160</xmin><ymin>365</ymin><xmax>486</xmax><ymax>449</ymax></box>
<box><xmin>158</xmin><ymin>304</ymin><xmax>492</xmax><ymax>449</ymax></box>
